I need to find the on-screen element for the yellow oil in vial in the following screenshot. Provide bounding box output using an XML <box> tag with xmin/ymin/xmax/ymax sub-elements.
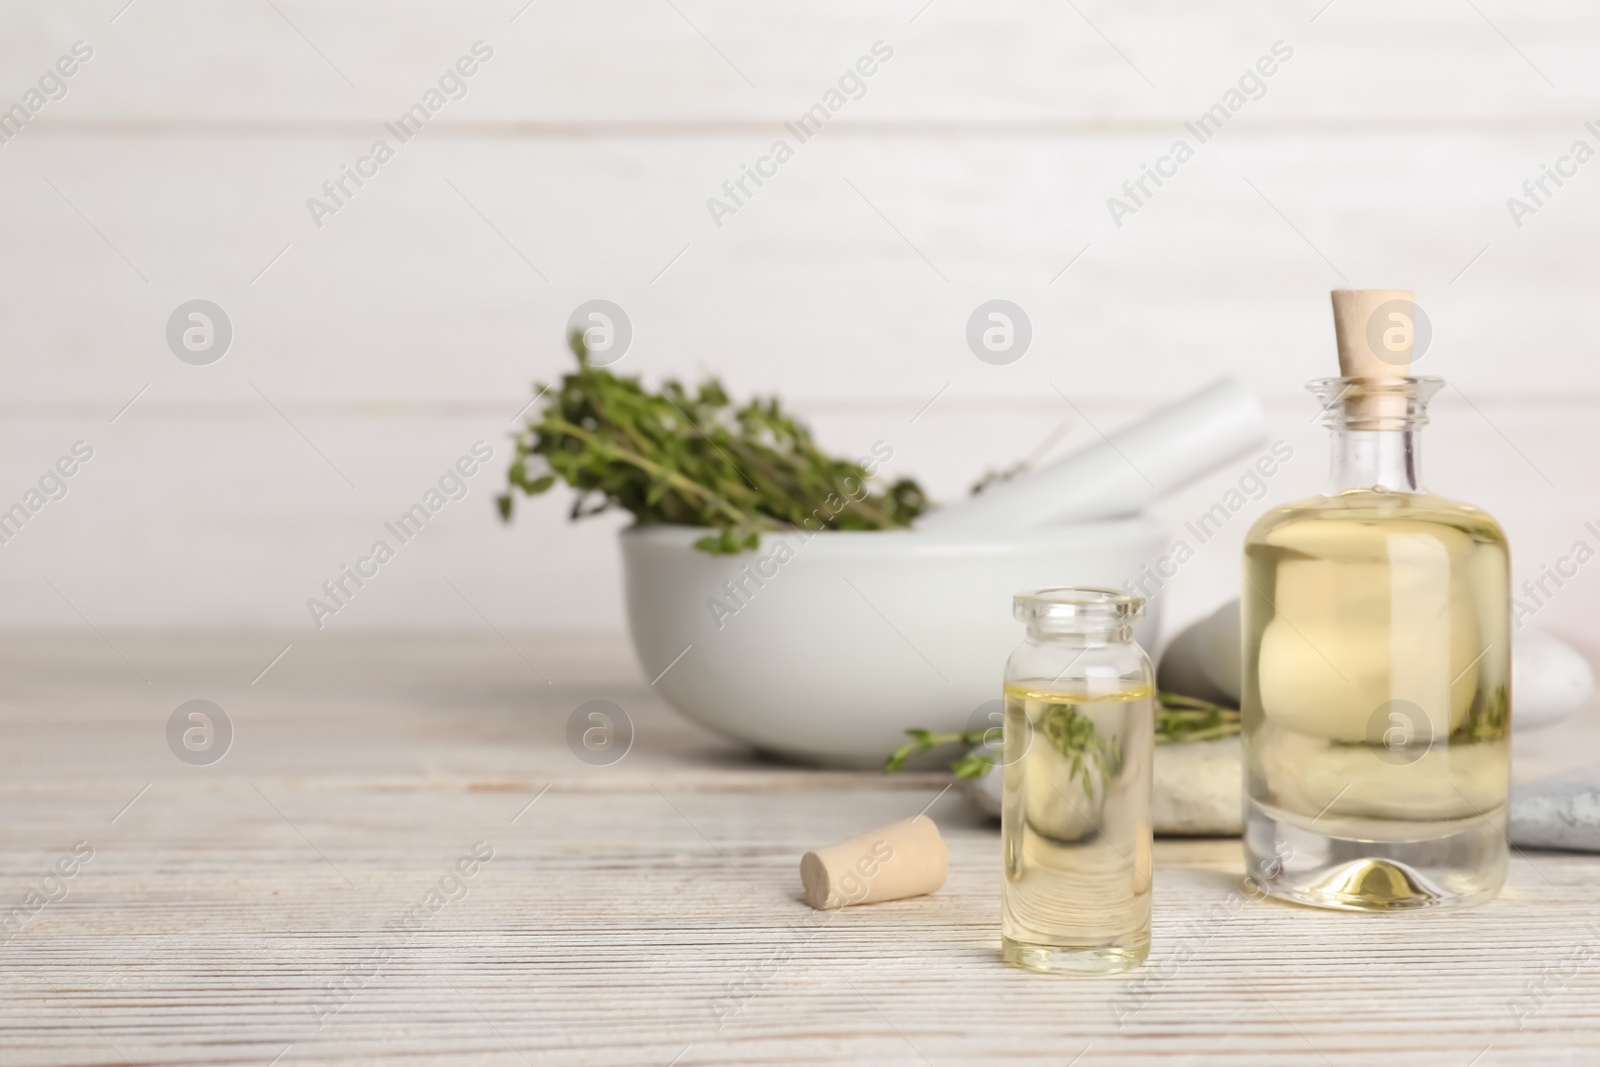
<box><xmin>1001</xmin><ymin>682</ymin><xmax>1153</xmax><ymax>974</ymax></box>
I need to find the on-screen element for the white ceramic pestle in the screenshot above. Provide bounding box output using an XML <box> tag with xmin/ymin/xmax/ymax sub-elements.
<box><xmin>915</xmin><ymin>377</ymin><xmax>1267</xmax><ymax>535</ymax></box>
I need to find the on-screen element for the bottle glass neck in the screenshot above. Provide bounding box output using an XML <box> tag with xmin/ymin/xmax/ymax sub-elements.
<box><xmin>1309</xmin><ymin>376</ymin><xmax>1439</xmax><ymax>496</ymax></box>
<box><xmin>1327</xmin><ymin>427</ymin><xmax>1424</xmax><ymax>495</ymax></box>
<box><xmin>1025</xmin><ymin>624</ymin><xmax>1133</xmax><ymax>647</ymax></box>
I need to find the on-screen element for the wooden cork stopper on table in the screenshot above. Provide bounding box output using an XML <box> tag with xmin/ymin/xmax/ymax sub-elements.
<box><xmin>1330</xmin><ymin>289</ymin><xmax>1415</xmax><ymax>421</ymax></box>
<box><xmin>800</xmin><ymin>815</ymin><xmax>947</xmax><ymax>910</ymax></box>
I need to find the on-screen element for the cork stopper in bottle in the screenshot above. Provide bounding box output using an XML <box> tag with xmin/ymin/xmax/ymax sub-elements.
<box><xmin>799</xmin><ymin>815</ymin><xmax>947</xmax><ymax>910</ymax></box>
<box><xmin>1330</xmin><ymin>289</ymin><xmax>1415</xmax><ymax>421</ymax></box>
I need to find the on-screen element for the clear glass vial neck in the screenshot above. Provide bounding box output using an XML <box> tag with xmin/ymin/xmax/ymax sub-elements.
<box><xmin>1014</xmin><ymin>587</ymin><xmax>1144</xmax><ymax>647</ymax></box>
<box><xmin>1308</xmin><ymin>377</ymin><xmax>1442</xmax><ymax>496</ymax></box>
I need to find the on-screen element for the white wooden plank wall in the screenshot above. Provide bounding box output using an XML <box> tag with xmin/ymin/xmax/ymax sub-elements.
<box><xmin>1</xmin><ymin>1</ymin><xmax>1597</xmax><ymax>646</ymax></box>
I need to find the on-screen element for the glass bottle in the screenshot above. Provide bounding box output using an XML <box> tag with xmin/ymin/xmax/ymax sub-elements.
<box><xmin>1001</xmin><ymin>588</ymin><xmax>1153</xmax><ymax>975</ymax></box>
<box><xmin>1242</xmin><ymin>377</ymin><xmax>1510</xmax><ymax>910</ymax></box>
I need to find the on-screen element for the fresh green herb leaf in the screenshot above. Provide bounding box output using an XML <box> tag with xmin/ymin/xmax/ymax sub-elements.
<box><xmin>1155</xmin><ymin>691</ymin><xmax>1242</xmax><ymax>744</ymax></box>
<box><xmin>951</xmin><ymin>753</ymin><xmax>995</xmax><ymax>779</ymax></box>
<box><xmin>499</xmin><ymin>332</ymin><xmax>928</xmax><ymax>554</ymax></box>
<box><xmin>1038</xmin><ymin>700</ymin><xmax>1123</xmax><ymax>793</ymax></box>
<box><xmin>884</xmin><ymin>691</ymin><xmax>1242</xmax><ymax>779</ymax></box>
<box><xmin>883</xmin><ymin>728</ymin><xmax>989</xmax><ymax>773</ymax></box>
<box><xmin>1452</xmin><ymin>684</ymin><xmax>1507</xmax><ymax>744</ymax></box>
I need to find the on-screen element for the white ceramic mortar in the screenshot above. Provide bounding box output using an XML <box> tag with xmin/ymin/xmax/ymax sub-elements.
<box><xmin>621</xmin><ymin>518</ymin><xmax>1167</xmax><ymax>767</ymax></box>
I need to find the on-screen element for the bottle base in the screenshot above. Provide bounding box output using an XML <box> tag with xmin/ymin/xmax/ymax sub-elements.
<box><xmin>1001</xmin><ymin>936</ymin><xmax>1149</xmax><ymax>976</ymax></box>
<box><xmin>1245</xmin><ymin>797</ymin><xmax>1506</xmax><ymax>912</ymax></box>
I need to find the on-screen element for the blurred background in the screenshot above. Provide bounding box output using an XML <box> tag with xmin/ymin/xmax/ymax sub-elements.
<box><xmin>2</xmin><ymin>0</ymin><xmax>1595</xmax><ymax>650</ymax></box>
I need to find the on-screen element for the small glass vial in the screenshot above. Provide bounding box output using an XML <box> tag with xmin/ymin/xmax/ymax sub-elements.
<box><xmin>1001</xmin><ymin>588</ymin><xmax>1153</xmax><ymax>975</ymax></box>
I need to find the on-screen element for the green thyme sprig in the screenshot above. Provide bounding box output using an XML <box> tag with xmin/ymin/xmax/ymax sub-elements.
<box><xmin>497</xmin><ymin>332</ymin><xmax>927</xmax><ymax>554</ymax></box>
<box><xmin>1155</xmin><ymin>691</ymin><xmax>1242</xmax><ymax>744</ymax></box>
<box><xmin>1453</xmin><ymin>684</ymin><xmax>1508</xmax><ymax>744</ymax></box>
<box><xmin>884</xmin><ymin>728</ymin><xmax>994</xmax><ymax>778</ymax></box>
<box><xmin>884</xmin><ymin>691</ymin><xmax>1241</xmax><ymax>780</ymax></box>
<box><xmin>1039</xmin><ymin>701</ymin><xmax>1123</xmax><ymax>794</ymax></box>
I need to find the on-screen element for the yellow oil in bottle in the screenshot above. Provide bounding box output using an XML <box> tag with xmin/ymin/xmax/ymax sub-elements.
<box><xmin>1242</xmin><ymin>490</ymin><xmax>1510</xmax><ymax>909</ymax></box>
<box><xmin>1001</xmin><ymin>682</ymin><xmax>1153</xmax><ymax>973</ymax></box>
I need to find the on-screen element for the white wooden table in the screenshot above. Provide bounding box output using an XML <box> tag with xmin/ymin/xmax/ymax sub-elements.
<box><xmin>3</xmin><ymin>633</ymin><xmax>1597</xmax><ymax>1066</ymax></box>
